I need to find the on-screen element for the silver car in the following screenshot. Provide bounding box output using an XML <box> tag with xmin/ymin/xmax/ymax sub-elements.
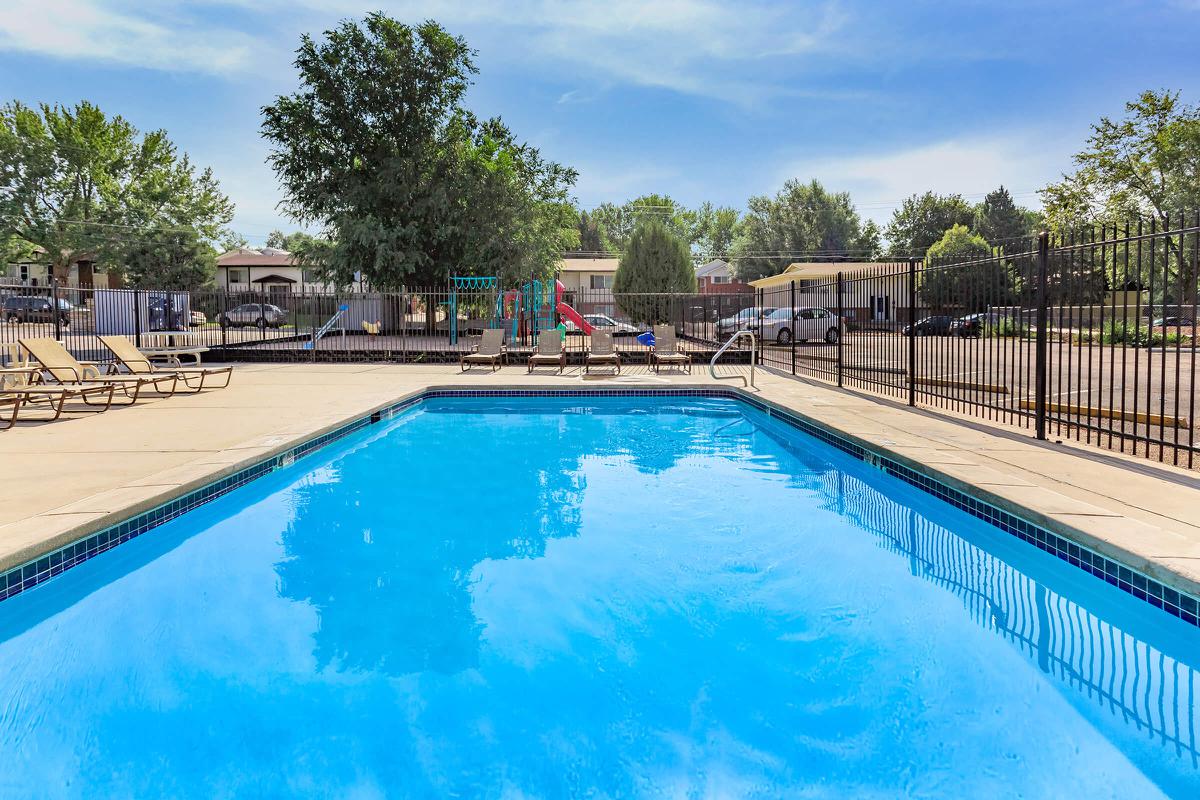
<box><xmin>219</xmin><ymin>303</ymin><xmax>288</xmax><ymax>328</ymax></box>
<box><xmin>760</xmin><ymin>307</ymin><xmax>842</xmax><ymax>345</ymax></box>
<box><xmin>564</xmin><ymin>313</ymin><xmax>640</xmax><ymax>336</ymax></box>
<box><xmin>716</xmin><ymin>306</ymin><xmax>777</xmax><ymax>337</ymax></box>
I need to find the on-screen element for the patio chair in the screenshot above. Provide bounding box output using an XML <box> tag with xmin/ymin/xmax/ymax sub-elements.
<box><xmin>98</xmin><ymin>335</ymin><xmax>232</xmax><ymax>392</ymax></box>
<box><xmin>585</xmin><ymin>331</ymin><xmax>621</xmax><ymax>375</ymax></box>
<box><xmin>19</xmin><ymin>337</ymin><xmax>179</xmax><ymax>403</ymax></box>
<box><xmin>0</xmin><ymin>362</ymin><xmax>117</xmax><ymax>428</ymax></box>
<box><xmin>460</xmin><ymin>328</ymin><xmax>507</xmax><ymax>372</ymax></box>
<box><xmin>650</xmin><ymin>325</ymin><xmax>691</xmax><ymax>373</ymax></box>
<box><xmin>528</xmin><ymin>330</ymin><xmax>566</xmax><ymax>373</ymax></box>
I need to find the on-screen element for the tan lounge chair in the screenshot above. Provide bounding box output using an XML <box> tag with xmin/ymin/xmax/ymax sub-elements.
<box><xmin>650</xmin><ymin>325</ymin><xmax>691</xmax><ymax>373</ymax></box>
<box><xmin>460</xmin><ymin>328</ymin><xmax>507</xmax><ymax>372</ymax></box>
<box><xmin>585</xmin><ymin>331</ymin><xmax>621</xmax><ymax>374</ymax></box>
<box><xmin>99</xmin><ymin>335</ymin><xmax>232</xmax><ymax>391</ymax></box>
<box><xmin>19</xmin><ymin>338</ymin><xmax>178</xmax><ymax>402</ymax></box>
<box><xmin>0</xmin><ymin>363</ymin><xmax>117</xmax><ymax>428</ymax></box>
<box><xmin>528</xmin><ymin>330</ymin><xmax>566</xmax><ymax>373</ymax></box>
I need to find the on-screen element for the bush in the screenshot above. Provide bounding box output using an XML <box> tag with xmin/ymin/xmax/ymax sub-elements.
<box><xmin>985</xmin><ymin>318</ymin><xmax>1029</xmax><ymax>338</ymax></box>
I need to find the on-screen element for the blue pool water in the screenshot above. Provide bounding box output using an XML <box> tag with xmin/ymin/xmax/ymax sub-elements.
<box><xmin>1</xmin><ymin>396</ymin><xmax>1198</xmax><ymax>798</ymax></box>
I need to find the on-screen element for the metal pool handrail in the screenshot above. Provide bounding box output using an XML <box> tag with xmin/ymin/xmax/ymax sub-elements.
<box><xmin>710</xmin><ymin>330</ymin><xmax>755</xmax><ymax>388</ymax></box>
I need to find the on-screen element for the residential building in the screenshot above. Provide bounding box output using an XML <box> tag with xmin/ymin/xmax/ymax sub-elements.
<box><xmin>694</xmin><ymin>259</ymin><xmax>751</xmax><ymax>294</ymax></box>
<box><xmin>749</xmin><ymin>262</ymin><xmax>911</xmax><ymax>325</ymax></box>
<box><xmin>556</xmin><ymin>257</ymin><xmax>619</xmax><ymax>316</ymax></box>
<box><xmin>215</xmin><ymin>248</ymin><xmax>358</xmax><ymax>302</ymax></box>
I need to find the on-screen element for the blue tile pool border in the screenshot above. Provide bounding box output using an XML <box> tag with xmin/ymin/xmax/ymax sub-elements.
<box><xmin>2</xmin><ymin>387</ymin><xmax>1197</xmax><ymax>629</ymax></box>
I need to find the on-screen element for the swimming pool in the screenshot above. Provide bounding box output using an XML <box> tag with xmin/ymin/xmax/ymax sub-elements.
<box><xmin>0</xmin><ymin>393</ymin><xmax>1197</xmax><ymax>797</ymax></box>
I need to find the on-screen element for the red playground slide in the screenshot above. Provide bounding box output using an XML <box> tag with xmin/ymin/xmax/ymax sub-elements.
<box><xmin>554</xmin><ymin>280</ymin><xmax>594</xmax><ymax>335</ymax></box>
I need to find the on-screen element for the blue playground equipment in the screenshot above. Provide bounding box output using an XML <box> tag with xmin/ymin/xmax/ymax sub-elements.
<box><xmin>304</xmin><ymin>304</ymin><xmax>349</xmax><ymax>350</ymax></box>
<box><xmin>448</xmin><ymin>276</ymin><xmax>501</xmax><ymax>345</ymax></box>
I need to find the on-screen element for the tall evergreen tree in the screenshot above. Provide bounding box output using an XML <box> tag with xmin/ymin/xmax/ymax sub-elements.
<box><xmin>974</xmin><ymin>186</ymin><xmax>1037</xmax><ymax>247</ymax></box>
<box><xmin>612</xmin><ymin>220</ymin><xmax>695</xmax><ymax>324</ymax></box>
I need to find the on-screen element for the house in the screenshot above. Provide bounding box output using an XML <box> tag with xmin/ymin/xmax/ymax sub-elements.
<box><xmin>694</xmin><ymin>259</ymin><xmax>751</xmax><ymax>294</ymax></box>
<box><xmin>555</xmin><ymin>257</ymin><xmax>619</xmax><ymax>316</ymax></box>
<box><xmin>749</xmin><ymin>262</ymin><xmax>912</xmax><ymax>324</ymax></box>
<box><xmin>2</xmin><ymin>248</ymin><xmax>111</xmax><ymax>290</ymax></box>
<box><xmin>215</xmin><ymin>248</ymin><xmax>358</xmax><ymax>302</ymax></box>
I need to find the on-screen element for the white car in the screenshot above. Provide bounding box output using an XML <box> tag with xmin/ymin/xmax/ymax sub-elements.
<box><xmin>564</xmin><ymin>313</ymin><xmax>639</xmax><ymax>336</ymax></box>
<box><xmin>759</xmin><ymin>307</ymin><xmax>842</xmax><ymax>345</ymax></box>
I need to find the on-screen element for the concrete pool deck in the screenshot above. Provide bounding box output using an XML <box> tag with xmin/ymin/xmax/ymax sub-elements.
<box><xmin>1</xmin><ymin>362</ymin><xmax>1198</xmax><ymax>599</ymax></box>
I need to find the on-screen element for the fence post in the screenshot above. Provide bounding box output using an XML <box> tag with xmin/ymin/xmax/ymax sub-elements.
<box><xmin>51</xmin><ymin>278</ymin><xmax>62</xmax><ymax>342</ymax></box>
<box><xmin>756</xmin><ymin>287</ymin><xmax>764</xmax><ymax>365</ymax></box>
<box><xmin>907</xmin><ymin>258</ymin><xmax>917</xmax><ymax>407</ymax></box>
<box><xmin>790</xmin><ymin>280</ymin><xmax>796</xmax><ymax>375</ymax></box>
<box><xmin>133</xmin><ymin>287</ymin><xmax>143</xmax><ymax>348</ymax></box>
<box><xmin>836</xmin><ymin>272</ymin><xmax>845</xmax><ymax>387</ymax></box>
<box><xmin>1034</xmin><ymin>231</ymin><xmax>1050</xmax><ymax>440</ymax></box>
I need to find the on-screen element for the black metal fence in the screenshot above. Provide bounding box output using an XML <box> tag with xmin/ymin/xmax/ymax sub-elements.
<box><xmin>2</xmin><ymin>212</ymin><xmax>1196</xmax><ymax>466</ymax></box>
<box><xmin>755</xmin><ymin>213</ymin><xmax>1200</xmax><ymax>468</ymax></box>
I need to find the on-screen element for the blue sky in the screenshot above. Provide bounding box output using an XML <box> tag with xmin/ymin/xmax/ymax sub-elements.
<box><xmin>1</xmin><ymin>0</ymin><xmax>1197</xmax><ymax>244</ymax></box>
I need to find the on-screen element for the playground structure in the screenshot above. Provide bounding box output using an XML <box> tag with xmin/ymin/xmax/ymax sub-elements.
<box><xmin>447</xmin><ymin>276</ymin><xmax>593</xmax><ymax>345</ymax></box>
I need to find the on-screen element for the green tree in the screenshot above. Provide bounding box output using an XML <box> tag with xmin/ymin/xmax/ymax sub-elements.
<box><xmin>693</xmin><ymin>202</ymin><xmax>741</xmax><ymax>258</ymax></box>
<box><xmin>612</xmin><ymin>220</ymin><xmax>695</xmax><ymax>324</ymax></box>
<box><xmin>264</xmin><ymin>230</ymin><xmax>320</xmax><ymax>251</ymax></box>
<box><xmin>123</xmin><ymin>231</ymin><xmax>218</xmax><ymax>289</ymax></box>
<box><xmin>884</xmin><ymin>191</ymin><xmax>975</xmax><ymax>258</ymax></box>
<box><xmin>1042</xmin><ymin>90</ymin><xmax>1200</xmax><ymax>227</ymax></box>
<box><xmin>574</xmin><ymin>210</ymin><xmax>611</xmax><ymax>253</ymax></box>
<box><xmin>261</xmin><ymin>14</ymin><xmax>577</xmax><ymax>290</ymax></box>
<box><xmin>921</xmin><ymin>224</ymin><xmax>1012</xmax><ymax>312</ymax></box>
<box><xmin>589</xmin><ymin>194</ymin><xmax>697</xmax><ymax>253</ymax></box>
<box><xmin>974</xmin><ymin>186</ymin><xmax>1039</xmax><ymax>248</ymax></box>
<box><xmin>0</xmin><ymin>100</ymin><xmax>234</xmax><ymax>286</ymax></box>
<box><xmin>730</xmin><ymin>179</ymin><xmax>877</xmax><ymax>281</ymax></box>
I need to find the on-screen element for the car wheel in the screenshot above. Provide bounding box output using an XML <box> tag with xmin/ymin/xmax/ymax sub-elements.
<box><xmin>825</xmin><ymin>327</ymin><xmax>839</xmax><ymax>344</ymax></box>
<box><xmin>776</xmin><ymin>328</ymin><xmax>792</xmax><ymax>345</ymax></box>
<box><xmin>255</xmin><ymin>317</ymin><xmax>267</xmax><ymax>328</ymax></box>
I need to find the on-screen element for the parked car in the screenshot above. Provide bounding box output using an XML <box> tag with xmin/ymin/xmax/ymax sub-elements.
<box><xmin>2</xmin><ymin>295</ymin><xmax>71</xmax><ymax>325</ymax></box>
<box><xmin>760</xmin><ymin>306</ymin><xmax>842</xmax><ymax>345</ymax></box>
<box><xmin>903</xmin><ymin>315</ymin><xmax>954</xmax><ymax>336</ymax></box>
<box><xmin>717</xmin><ymin>306</ymin><xmax>777</xmax><ymax>337</ymax></box>
<box><xmin>563</xmin><ymin>313</ymin><xmax>640</xmax><ymax>336</ymax></box>
<box><xmin>949</xmin><ymin>313</ymin><xmax>985</xmax><ymax>338</ymax></box>
<box><xmin>190</xmin><ymin>310</ymin><xmax>207</xmax><ymax>327</ymax></box>
<box><xmin>219</xmin><ymin>303</ymin><xmax>288</xmax><ymax>328</ymax></box>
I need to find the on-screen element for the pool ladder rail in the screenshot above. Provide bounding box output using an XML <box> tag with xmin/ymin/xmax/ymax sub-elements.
<box><xmin>709</xmin><ymin>330</ymin><xmax>756</xmax><ymax>388</ymax></box>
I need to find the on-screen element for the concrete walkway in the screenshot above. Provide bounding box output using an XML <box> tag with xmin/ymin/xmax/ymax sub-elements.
<box><xmin>1</xmin><ymin>362</ymin><xmax>1198</xmax><ymax>597</ymax></box>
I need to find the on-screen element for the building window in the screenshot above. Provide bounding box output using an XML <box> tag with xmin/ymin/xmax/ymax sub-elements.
<box><xmin>301</xmin><ymin>269</ymin><xmax>322</xmax><ymax>284</ymax></box>
<box><xmin>590</xmin><ymin>274</ymin><xmax>613</xmax><ymax>290</ymax></box>
<box><xmin>227</xmin><ymin>268</ymin><xmax>245</xmax><ymax>284</ymax></box>
<box><xmin>712</xmin><ymin>276</ymin><xmax>729</xmax><ymax>284</ymax></box>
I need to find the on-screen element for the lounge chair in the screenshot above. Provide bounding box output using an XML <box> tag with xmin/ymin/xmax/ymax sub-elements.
<box><xmin>528</xmin><ymin>330</ymin><xmax>566</xmax><ymax>373</ymax></box>
<box><xmin>650</xmin><ymin>325</ymin><xmax>691</xmax><ymax>373</ymax></box>
<box><xmin>585</xmin><ymin>331</ymin><xmax>621</xmax><ymax>375</ymax></box>
<box><xmin>0</xmin><ymin>363</ymin><xmax>117</xmax><ymax>428</ymax></box>
<box><xmin>19</xmin><ymin>337</ymin><xmax>179</xmax><ymax>402</ymax></box>
<box><xmin>460</xmin><ymin>328</ymin><xmax>506</xmax><ymax>372</ymax></box>
<box><xmin>98</xmin><ymin>335</ymin><xmax>232</xmax><ymax>391</ymax></box>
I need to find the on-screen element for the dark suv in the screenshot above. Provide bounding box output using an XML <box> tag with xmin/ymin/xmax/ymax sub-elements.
<box><xmin>3</xmin><ymin>296</ymin><xmax>71</xmax><ymax>325</ymax></box>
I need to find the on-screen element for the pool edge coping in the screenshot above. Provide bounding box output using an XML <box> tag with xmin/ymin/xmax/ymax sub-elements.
<box><xmin>2</xmin><ymin>384</ymin><xmax>1197</xmax><ymax>627</ymax></box>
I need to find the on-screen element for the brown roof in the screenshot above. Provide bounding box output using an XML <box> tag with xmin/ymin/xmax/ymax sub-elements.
<box><xmin>559</xmin><ymin>257</ymin><xmax>619</xmax><ymax>273</ymax></box>
<box><xmin>216</xmin><ymin>248</ymin><xmax>296</xmax><ymax>267</ymax></box>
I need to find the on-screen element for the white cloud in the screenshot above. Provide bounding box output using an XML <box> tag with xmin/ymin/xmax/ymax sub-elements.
<box><xmin>778</xmin><ymin>133</ymin><xmax>1077</xmax><ymax>225</ymax></box>
<box><xmin>0</xmin><ymin>0</ymin><xmax>856</xmax><ymax>104</ymax></box>
<box><xmin>0</xmin><ymin>0</ymin><xmax>258</xmax><ymax>75</ymax></box>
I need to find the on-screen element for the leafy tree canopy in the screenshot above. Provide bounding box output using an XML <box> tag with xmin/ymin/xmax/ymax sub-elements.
<box><xmin>1041</xmin><ymin>90</ymin><xmax>1200</xmax><ymax>229</ymax></box>
<box><xmin>265</xmin><ymin>230</ymin><xmax>321</xmax><ymax>251</ymax></box>
<box><xmin>261</xmin><ymin>14</ymin><xmax>578</xmax><ymax>289</ymax></box>
<box><xmin>921</xmin><ymin>224</ymin><xmax>1012</xmax><ymax>312</ymax></box>
<box><xmin>0</xmin><ymin>100</ymin><xmax>233</xmax><ymax>287</ymax></box>
<box><xmin>974</xmin><ymin>186</ymin><xmax>1039</xmax><ymax>248</ymax></box>
<box><xmin>730</xmin><ymin>179</ymin><xmax>878</xmax><ymax>282</ymax></box>
<box><xmin>589</xmin><ymin>194</ymin><xmax>697</xmax><ymax>253</ymax></box>
<box><xmin>884</xmin><ymin>191</ymin><xmax>975</xmax><ymax>258</ymax></box>
<box><xmin>124</xmin><ymin>230</ymin><xmax>218</xmax><ymax>289</ymax></box>
<box><xmin>693</xmin><ymin>201</ymin><xmax>741</xmax><ymax>258</ymax></box>
<box><xmin>612</xmin><ymin>219</ymin><xmax>695</xmax><ymax>323</ymax></box>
